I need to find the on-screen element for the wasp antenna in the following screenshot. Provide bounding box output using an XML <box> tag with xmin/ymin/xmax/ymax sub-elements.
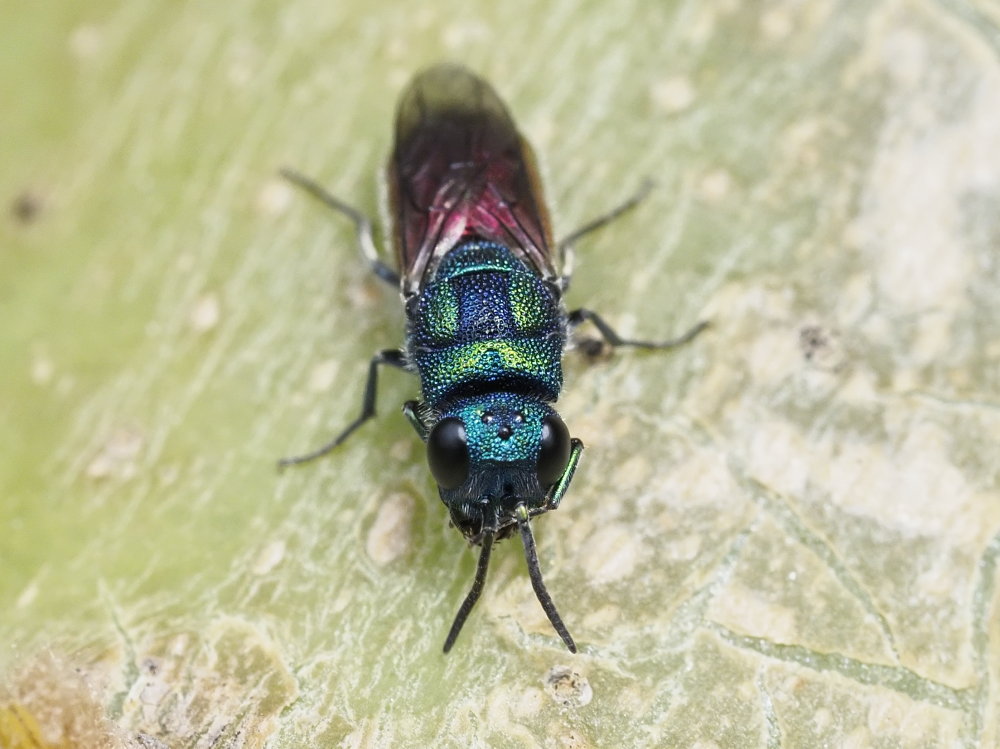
<box><xmin>443</xmin><ymin>531</ymin><xmax>495</xmax><ymax>653</ymax></box>
<box><xmin>516</xmin><ymin>506</ymin><xmax>577</xmax><ymax>653</ymax></box>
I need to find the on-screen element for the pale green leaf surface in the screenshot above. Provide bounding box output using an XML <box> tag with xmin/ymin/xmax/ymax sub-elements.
<box><xmin>2</xmin><ymin>1</ymin><xmax>999</xmax><ymax>747</ymax></box>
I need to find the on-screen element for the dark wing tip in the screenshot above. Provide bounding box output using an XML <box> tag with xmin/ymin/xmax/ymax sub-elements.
<box><xmin>395</xmin><ymin>63</ymin><xmax>512</xmax><ymax>142</ymax></box>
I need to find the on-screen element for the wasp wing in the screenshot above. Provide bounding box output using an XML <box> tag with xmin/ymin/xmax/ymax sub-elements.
<box><xmin>389</xmin><ymin>64</ymin><xmax>558</xmax><ymax>297</ymax></box>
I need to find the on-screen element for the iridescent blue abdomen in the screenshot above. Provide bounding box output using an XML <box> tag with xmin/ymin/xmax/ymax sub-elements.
<box><xmin>407</xmin><ymin>240</ymin><xmax>565</xmax><ymax>406</ymax></box>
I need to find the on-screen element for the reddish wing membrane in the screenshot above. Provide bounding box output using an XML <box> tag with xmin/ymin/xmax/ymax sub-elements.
<box><xmin>389</xmin><ymin>64</ymin><xmax>559</xmax><ymax>297</ymax></box>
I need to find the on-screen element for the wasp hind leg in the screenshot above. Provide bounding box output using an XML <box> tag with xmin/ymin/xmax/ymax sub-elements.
<box><xmin>278</xmin><ymin>348</ymin><xmax>408</xmax><ymax>468</ymax></box>
<box><xmin>280</xmin><ymin>168</ymin><xmax>400</xmax><ymax>287</ymax></box>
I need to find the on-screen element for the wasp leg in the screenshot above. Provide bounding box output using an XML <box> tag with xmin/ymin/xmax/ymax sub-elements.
<box><xmin>556</xmin><ymin>179</ymin><xmax>654</xmax><ymax>291</ymax></box>
<box><xmin>280</xmin><ymin>167</ymin><xmax>400</xmax><ymax>287</ymax></box>
<box><xmin>569</xmin><ymin>309</ymin><xmax>709</xmax><ymax>355</ymax></box>
<box><xmin>545</xmin><ymin>438</ymin><xmax>583</xmax><ymax>512</ymax></box>
<box><xmin>402</xmin><ymin>400</ymin><xmax>430</xmax><ymax>441</ymax></box>
<box><xmin>278</xmin><ymin>349</ymin><xmax>408</xmax><ymax>468</ymax></box>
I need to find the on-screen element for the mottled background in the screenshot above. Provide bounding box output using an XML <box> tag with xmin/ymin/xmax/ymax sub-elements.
<box><xmin>2</xmin><ymin>0</ymin><xmax>999</xmax><ymax>747</ymax></box>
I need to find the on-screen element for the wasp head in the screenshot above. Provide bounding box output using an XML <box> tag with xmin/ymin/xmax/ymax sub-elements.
<box><xmin>423</xmin><ymin>392</ymin><xmax>572</xmax><ymax>540</ymax></box>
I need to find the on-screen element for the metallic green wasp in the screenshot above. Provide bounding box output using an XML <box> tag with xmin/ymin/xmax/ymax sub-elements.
<box><xmin>281</xmin><ymin>64</ymin><xmax>707</xmax><ymax>653</ymax></box>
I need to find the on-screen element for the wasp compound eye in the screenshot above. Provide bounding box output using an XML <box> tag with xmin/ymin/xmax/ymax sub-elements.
<box><xmin>427</xmin><ymin>418</ymin><xmax>469</xmax><ymax>489</ymax></box>
<box><xmin>537</xmin><ymin>414</ymin><xmax>571</xmax><ymax>487</ymax></box>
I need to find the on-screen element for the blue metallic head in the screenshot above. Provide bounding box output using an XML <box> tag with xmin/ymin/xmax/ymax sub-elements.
<box><xmin>423</xmin><ymin>392</ymin><xmax>572</xmax><ymax>540</ymax></box>
<box><xmin>404</xmin><ymin>389</ymin><xmax>583</xmax><ymax>653</ymax></box>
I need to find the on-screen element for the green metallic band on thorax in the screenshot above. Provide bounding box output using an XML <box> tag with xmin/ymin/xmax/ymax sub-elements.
<box><xmin>418</xmin><ymin>336</ymin><xmax>563</xmax><ymax>404</ymax></box>
<box><xmin>409</xmin><ymin>241</ymin><xmax>566</xmax><ymax>405</ymax></box>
